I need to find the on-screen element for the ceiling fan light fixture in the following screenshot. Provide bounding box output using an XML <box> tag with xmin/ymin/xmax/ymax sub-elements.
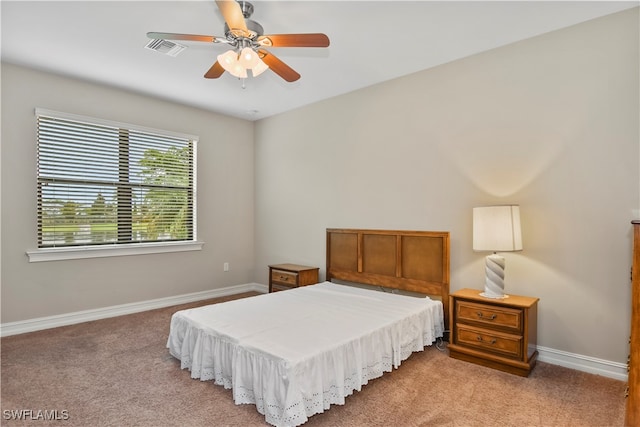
<box><xmin>227</xmin><ymin>60</ymin><xmax>248</xmax><ymax>78</ymax></box>
<box><xmin>218</xmin><ymin>49</ymin><xmax>247</xmax><ymax>78</ymax></box>
<box><xmin>239</xmin><ymin>47</ymin><xmax>260</xmax><ymax>68</ymax></box>
<box><xmin>218</xmin><ymin>49</ymin><xmax>238</xmax><ymax>68</ymax></box>
<box><xmin>251</xmin><ymin>58</ymin><xmax>269</xmax><ymax>77</ymax></box>
<box><xmin>235</xmin><ymin>65</ymin><xmax>248</xmax><ymax>79</ymax></box>
<box><xmin>219</xmin><ymin>46</ymin><xmax>266</xmax><ymax>79</ymax></box>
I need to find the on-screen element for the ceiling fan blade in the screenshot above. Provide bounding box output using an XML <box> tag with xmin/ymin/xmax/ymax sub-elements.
<box><xmin>259</xmin><ymin>50</ymin><xmax>301</xmax><ymax>82</ymax></box>
<box><xmin>215</xmin><ymin>0</ymin><xmax>248</xmax><ymax>35</ymax></box>
<box><xmin>147</xmin><ymin>32</ymin><xmax>217</xmax><ymax>43</ymax></box>
<box><xmin>204</xmin><ymin>61</ymin><xmax>225</xmax><ymax>79</ymax></box>
<box><xmin>257</xmin><ymin>33</ymin><xmax>330</xmax><ymax>48</ymax></box>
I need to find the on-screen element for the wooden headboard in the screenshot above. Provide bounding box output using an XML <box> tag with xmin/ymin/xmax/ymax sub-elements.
<box><xmin>326</xmin><ymin>228</ymin><xmax>450</xmax><ymax>324</ymax></box>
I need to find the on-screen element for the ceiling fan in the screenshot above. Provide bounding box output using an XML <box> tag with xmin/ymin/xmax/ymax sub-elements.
<box><xmin>147</xmin><ymin>0</ymin><xmax>330</xmax><ymax>83</ymax></box>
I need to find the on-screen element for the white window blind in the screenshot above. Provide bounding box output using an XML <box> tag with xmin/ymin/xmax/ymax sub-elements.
<box><xmin>36</xmin><ymin>109</ymin><xmax>197</xmax><ymax>249</ymax></box>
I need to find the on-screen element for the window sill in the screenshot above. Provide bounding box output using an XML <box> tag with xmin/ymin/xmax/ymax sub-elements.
<box><xmin>26</xmin><ymin>241</ymin><xmax>205</xmax><ymax>262</ymax></box>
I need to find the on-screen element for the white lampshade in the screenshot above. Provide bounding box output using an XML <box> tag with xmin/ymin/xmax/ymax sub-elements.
<box><xmin>473</xmin><ymin>205</ymin><xmax>523</xmax><ymax>299</ymax></box>
<box><xmin>218</xmin><ymin>48</ymin><xmax>268</xmax><ymax>79</ymax></box>
<box><xmin>238</xmin><ymin>47</ymin><xmax>260</xmax><ymax>68</ymax></box>
<box><xmin>218</xmin><ymin>50</ymin><xmax>238</xmax><ymax>68</ymax></box>
<box><xmin>232</xmin><ymin>64</ymin><xmax>248</xmax><ymax>79</ymax></box>
<box><xmin>217</xmin><ymin>49</ymin><xmax>247</xmax><ymax>79</ymax></box>
<box><xmin>473</xmin><ymin>205</ymin><xmax>523</xmax><ymax>252</ymax></box>
<box><xmin>251</xmin><ymin>58</ymin><xmax>269</xmax><ymax>76</ymax></box>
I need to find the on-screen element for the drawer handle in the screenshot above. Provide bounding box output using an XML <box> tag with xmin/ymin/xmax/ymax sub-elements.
<box><xmin>476</xmin><ymin>335</ymin><xmax>497</xmax><ymax>345</ymax></box>
<box><xmin>279</xmin><ymin>275</ymin><xmax>287</xmax><ymax>280</ymax></box>
<box><xmin>476</xmin><ymin>311</ymin><xmax>496</xmax><ymax>320</ymax></box>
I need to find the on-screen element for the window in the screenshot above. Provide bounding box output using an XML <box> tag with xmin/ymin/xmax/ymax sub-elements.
<box><xmin>30</xmin><ymin>108</ymin><xmax>200</xmax><ymax>261</ymax></box>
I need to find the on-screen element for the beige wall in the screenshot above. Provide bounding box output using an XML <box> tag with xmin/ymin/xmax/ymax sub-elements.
<box><xmin>1</xmin><ymin>63</ymin><xmax>255</xmax><ymax>322</ymax></box>
<box><xmin>254</xmin><ymin>8</ymin><xmax>640</xmax><ymax>363</ymax></box>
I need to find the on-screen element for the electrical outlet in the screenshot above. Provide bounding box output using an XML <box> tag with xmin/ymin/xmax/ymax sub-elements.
<box><xmin>223</xmin><ymin>262</ymin><xmax>229</xmax><ymax>272</ymax></box>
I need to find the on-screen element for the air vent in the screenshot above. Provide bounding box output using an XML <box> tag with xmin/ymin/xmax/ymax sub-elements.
<box><xmin>145</xmin><ymin>39</ymin><xmax>187</xmax><ymax>57</ymax></box>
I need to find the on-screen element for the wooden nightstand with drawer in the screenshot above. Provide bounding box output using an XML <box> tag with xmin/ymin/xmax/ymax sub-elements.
<box><xmin>268</xmin><ymin>264</ymin><xmax>319</xmax><ymax>292</ymax></box>
<box><xmin>448</xmin><ymin>288</ymin><xmax>538</xmax><ymax>377</ymax></box>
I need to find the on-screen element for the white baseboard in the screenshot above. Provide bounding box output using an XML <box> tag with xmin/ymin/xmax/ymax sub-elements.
<box><xmin>537</xmin><ymin>345</ymin><xmax>628</xmax><ymax>381</ymax></box>
<box><xmin>0</xmin><ymin>287</ymin><xmax>628</xmax><ymax>382</ymax></box>
<box><xmin>0</xmin><ymin>282</ymin><xmax>268</xmax><ymax>338</ymax></box>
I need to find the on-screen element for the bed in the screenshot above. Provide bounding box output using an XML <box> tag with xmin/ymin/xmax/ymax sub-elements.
<box><xmin>167</xmin><ymin>228</ymin><xmax>450</xmax><ymax>427</ymax></box>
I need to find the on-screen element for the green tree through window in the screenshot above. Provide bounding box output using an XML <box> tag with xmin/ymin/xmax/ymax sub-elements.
<box><xmin>36</xmin><ymin>109</ymin><xmax>196</xmax><ymax>248</ymax></box>
<box><xmin>138</xmin><ymin>147</ymin><xmax>192</xmax><ymax>241</ymax></box>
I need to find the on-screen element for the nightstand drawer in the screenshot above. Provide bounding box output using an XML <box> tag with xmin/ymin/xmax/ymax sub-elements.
<box><xmin>271</xmin><ymin>270</ymin><xmax>298</xmax><ymax>285</ymax></box>
<box><xmin>268</xmin><ymin>264</ymin><xmax>319</xmax><ymax>293</ymax></box>
<box><xmin>456</xmin><ymin>300</ymin><xmax>522</xmax><ymax>333</ymax></box>
<box><xmin>449</xmin><ymin>289</ymin><xmax>538</xmax><ymax>376</ymax></box>
<box><xmin>456</xmin><ymin>324</ymin><xmax>523</xmax><ymax>359</ymax></box>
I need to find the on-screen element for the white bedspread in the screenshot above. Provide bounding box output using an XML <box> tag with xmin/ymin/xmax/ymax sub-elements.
<box><xmin>167</xmin><ymin>281</ymin><xmax>444</xmax><ymax>427</ymax></box>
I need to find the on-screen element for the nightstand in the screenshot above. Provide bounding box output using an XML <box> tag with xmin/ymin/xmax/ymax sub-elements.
<box><xmin>268</xmin><ymin>264</ymin><xmax>319</xmax><ymax>292</ymax></box>
<box><xmin>448</xmin><ymin>288</ymin><xmax>538</xmax><ymax>377</ymax></box>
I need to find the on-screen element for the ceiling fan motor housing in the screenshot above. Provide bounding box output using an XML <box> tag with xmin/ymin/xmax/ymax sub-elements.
<box><xmin>224</xmin><ymin>19</ymin><xmax>264</xmax><ymax>41</ymax></box>
<box><xmin>223</xmin><ymin>1</ymin><xmax>263</xmax><ymax>42</ymax></box>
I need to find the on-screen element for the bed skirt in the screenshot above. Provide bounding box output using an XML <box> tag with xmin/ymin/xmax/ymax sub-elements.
<box><xmin>167</xmin><ymin>282</ymin><xmax>444</xmax><ymax>426</ymax></box>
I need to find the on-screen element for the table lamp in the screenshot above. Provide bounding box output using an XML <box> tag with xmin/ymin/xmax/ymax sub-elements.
<box><xmin>473</xmin><ymin>205</ymin><xmax>523</xmax><ymax>299</ymax></box>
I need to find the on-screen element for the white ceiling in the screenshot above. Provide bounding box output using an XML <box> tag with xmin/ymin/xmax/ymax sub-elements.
<box><xmin>2</xmin><ymin>1</ymin><xmax>637</xmax><ymax>121</ymax></box>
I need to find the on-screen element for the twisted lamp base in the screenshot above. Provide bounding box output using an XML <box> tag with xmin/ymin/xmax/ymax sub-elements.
<box><xmin>480</xmin><ymin>253</ymin><xmax>509</xmax><ymax>299</ymax></box>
